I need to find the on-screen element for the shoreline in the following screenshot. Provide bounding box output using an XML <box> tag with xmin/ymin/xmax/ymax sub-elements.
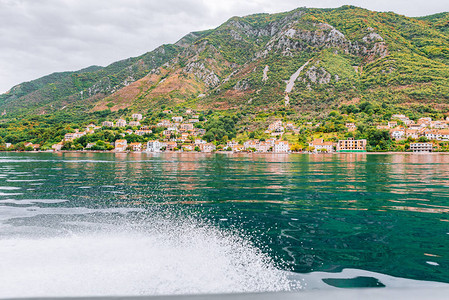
<box><xmin>1</xmin><ymin>150</ymin><xmax>448</xmax><ymax>155</ymax></box>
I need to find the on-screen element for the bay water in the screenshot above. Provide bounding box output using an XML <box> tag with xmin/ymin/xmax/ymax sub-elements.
<box><xmin>0</xmin><ymin>152</ymin><xmax>448</xmax><ymax>297</ymax></box>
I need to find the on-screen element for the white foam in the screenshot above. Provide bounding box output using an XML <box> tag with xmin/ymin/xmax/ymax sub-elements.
<box><xmin>0</xmin><ymin>221</ymin><xmax>293</xmax><ymax>298</ymax></box>
<box><xmin>0</xmin><ymin>199</ymin><xmax>68</xmax><ymax>205</ymax></box>
<box><xmin>0</xmin><ymin>192</ymin><xmax>23</xmax><ymax>196</ymax></box>
<box><xmin>0</xmin><ymin>186</ymin><xmax>21</xmax><ymax>190</ymax></box>
<box><xmin>298</xmin><ymin>268</ymin><xmax>449</xmax><ymax>290</ymax></box>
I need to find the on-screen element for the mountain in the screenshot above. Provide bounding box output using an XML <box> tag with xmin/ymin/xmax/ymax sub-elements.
<box><xmin>1</xmin><ymin>6</ymin><xmax>448</xmax><ymax>118</ymax></box>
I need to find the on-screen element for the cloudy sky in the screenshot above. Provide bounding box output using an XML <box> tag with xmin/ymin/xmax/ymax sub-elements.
<box><xmin>0</xmin><ymin>0</ymin><xmax>447</xmax><ymax>93</ymax></box>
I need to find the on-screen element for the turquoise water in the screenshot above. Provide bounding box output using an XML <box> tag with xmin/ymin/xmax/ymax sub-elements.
<box><xmin>0</xmin><ymin>152</ymin><xmax>448</xmax><ymax>296</ymax></box>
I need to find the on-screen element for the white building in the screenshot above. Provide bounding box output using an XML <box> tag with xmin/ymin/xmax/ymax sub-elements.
<box><xmin>274</xmin><ymin>141</ymin><xmax>289</xmax><ymax>153</ymax></box>
<box><xmin>309</xmin><ymin>139</ymin><xmax>334</xmax><ymax>153</ymax></box>
<box><xmin>114</xmin><ymin>140</ymin><xmax>128</xmax><ymax>152</ymax></box>
<box><xmin>129</xmin><ymin>121</ymin><xmax>140</xmax><ymax>127</ymax></box>
<box><xmin>172</xmin><ymin>116</ymin><xmax>183</xmax><ymax>123</ymax></box>
<box><xmin>201</xmin><ymin>143</ymin><xmax>216</xmax><ymax>153</ymax></box>
<box><xmin>410</xmin><ymin>143</ymin><xmax>433</xmax><ymax>153</ymax></box>
<box><xmin>227</xmin><ymin>140</ymin><xmax>239</xmax><ymax>148</ymax></box>
<box><xmin>116</xmin><ymin>119</ymin><xmax>127</xmax><ymax>127</ymax></box>
<box><xmin>147</xmin><ymin>140</ymin><xmax>162</xmax><ymax>152</ymax></box>
<box><xmin>135</xmin><ymin>130</ymin><xmax>152</xmax><ymax>136</ymax></box>
<box><xmin>391</xmin><ymin>129</ymin><xmax>405</xmax><ymax>140</ymax></box>
<box><xmin>64</xmin><ymin>131</ymin><xmax>86</xmax><ymax>141</ymax></box>
<box><xmin>157</xmin><ymin>120</ymin><xmax>172</xmax><ymax>127</ymax></box>
<box><xmin>132</xmin><ymin>114</ymin><xmax>143</xmax><ymax>120</ymax></box>
<box><xmin>195</xmin><ymin>139</ymin><xmax>207</xmax><ymax>145</ymax></box>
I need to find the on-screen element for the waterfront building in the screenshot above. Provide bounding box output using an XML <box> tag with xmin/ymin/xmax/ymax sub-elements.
<box><xmin>231</xmin><ymin>144</ymin><xmax>244</xmax><ymax>152</ymax></box>
<box><xmin>265</xmin><ymin>138</ymin><xmax>277</xmax><ymax>146</ymax></box>
<box><xmin>129</xmin><ymin>143</ymin><xmax>142</xmax><ymax>152</ymax></box>
<box><xmin>410</xmin><ymin>143</ymin><xmax>433</xmax><ymax>153</ymax></box>
<box><xmin>24</xmin><ymin>142</ymin><xmax>40</xmax><ymax>151</ymax></box>
<box><xmin>258</xmin><ymin>142</ymin><xmax>272</xmax><ymax>152</ymax></box>
<box><xmin>336</xmin><ymin>138</ymin><xmax>367</xmax><ymax>152</ymax></box>
<box><xmin>274</xmin><ymin>141</ymin><xmax>289</xmax><ymax>153</ymax></box>
<box><xmin>165</xmin><ymin>141</ymin><xmax>178</xmax><ymax>151</ymax></box>
<box><xmin>244</xmin><ymin>140</ymin><xmax>260</xmax><ymax>151</ymax></box>
<box><xmin>85</xmin><ymin>143</ymin><xmax>96</xmax><ymax>149</ymax></box>
<box><xmin>309</xmin><ymin>139</ymin><xmax>334</xmax><ymax>153</ymax></box>
<box><xmin>114</xmin><ymin>140</ymin><xmax>128</xmax><ymax>152</ymax></box>
<box><xmin>183</xmin><ymin>144</ymin><xmax>195</xmax><ymax>151</ymax></box>
<box><xmin>201</xmin><ymin>143</ymin><xmax>216</xmax><ymax>153</ymax></box>
<box><xmin>227</xmin><ymin>140</ymin><xmax>239</xmax><ymax>148</ymax></box>
<box><xmin>147</xmin><ymin>140</ymin><xmax>162</xmax><ymax>152</ymax></box>
<box><xmin>52</xmin><ymin>142</ymin><xmax>63</xmax><ymax>151</ymax></box>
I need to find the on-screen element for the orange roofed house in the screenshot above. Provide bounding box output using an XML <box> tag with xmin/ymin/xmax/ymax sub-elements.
<box><xmin>309</xmin><ymin>139</ymin><xmax>334</xmax><ymax>153</ymax></box>
<box><xmin>114</xmin><ymin>140</ymin><xmax>128</xmax><ymax>152</ymax></box>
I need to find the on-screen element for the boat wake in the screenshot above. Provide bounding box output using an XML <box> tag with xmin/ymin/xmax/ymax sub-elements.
<box><xmin>0</xmin><ymin>212</ymin><xmax>296</xmax><ymax>298</ymax></box>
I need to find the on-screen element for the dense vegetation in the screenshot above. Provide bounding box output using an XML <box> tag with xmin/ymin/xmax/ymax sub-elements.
<box><xmin>0</xmin><ymin>6</ymin><xmax>448</xmax><ymax>150</ymax></box>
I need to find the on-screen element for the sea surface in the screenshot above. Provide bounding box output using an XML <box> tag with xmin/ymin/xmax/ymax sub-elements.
<box><xmin>0</xmin><ymin>152</ymin><xmax>448</xmax><ymax>297</ymax></box>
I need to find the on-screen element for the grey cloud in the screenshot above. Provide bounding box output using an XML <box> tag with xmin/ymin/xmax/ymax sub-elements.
<box><xmin>0</xmin><ymin>0</ymin><xmax>447</xmax><ymax>93</ymax></box>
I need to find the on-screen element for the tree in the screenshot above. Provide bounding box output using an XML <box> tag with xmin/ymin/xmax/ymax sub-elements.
<box><xmin>291</xmin><ymin>144</ymin><xmax>303</xmax><ymax>152</ymax></box>
<box><xmin>367</xmin><ymin>129</ymin><xmax>392</xmax><ymax>151</ymax></box>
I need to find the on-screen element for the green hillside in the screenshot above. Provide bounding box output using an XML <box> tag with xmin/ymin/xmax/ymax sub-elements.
<box><xmin>1</xmin><ymin>6</ymin><xmax>448</xmax><ymax>119</ymax></box>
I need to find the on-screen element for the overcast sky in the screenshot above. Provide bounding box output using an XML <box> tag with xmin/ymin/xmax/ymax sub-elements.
<box><xmin>0</xmin><ymin>0</ymin><xmax>447</xmax><ymax>93</ymax></box>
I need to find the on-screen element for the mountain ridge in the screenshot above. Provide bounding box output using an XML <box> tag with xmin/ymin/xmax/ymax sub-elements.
<box><xmin>1</xmin><ymin>5</ymin><xmax>448</xmax><ymax>118</ymax></box>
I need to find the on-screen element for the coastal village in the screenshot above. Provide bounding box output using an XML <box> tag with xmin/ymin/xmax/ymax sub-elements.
<box><xmin>2</xmin><ymin>109</ymin><xmax>449</xmax><ymax>154</ymax></box>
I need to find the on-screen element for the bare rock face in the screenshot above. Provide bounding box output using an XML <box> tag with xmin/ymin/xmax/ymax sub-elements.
<box><xmin>305</xmin><ymin>65</ymin><xmax>331</xmax><ymax>85</ymax></box>
<box><xmin>234</xmin><ymin>80</ymin><xmax>250</xmax><ymax>91</ymax></box>
<box><xmin>260</xmin><ymin>22</ymin><xmax>353</xmax><ymax>57</ymax></box>
<box><xmin>184</xmin><ymin>62</ymin><xmax>220</xmax><ymax>88</ymax></box>
<box><xmin>262</xmin><ymin>65</ymin><xmax>269</xmax><ymax>82</ymax></box>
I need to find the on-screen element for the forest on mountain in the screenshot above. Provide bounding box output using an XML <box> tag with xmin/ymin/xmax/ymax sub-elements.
<box><xmin>0</xmin><ymin>6</ymin><xmax>448</xmax><ymax>152</ymax></box>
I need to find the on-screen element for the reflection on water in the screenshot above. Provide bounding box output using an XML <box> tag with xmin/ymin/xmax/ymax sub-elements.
<box><xmin>0</xmin><ymin>152</ymin><xmax>449</xmax><ymax>293</ymax></box>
